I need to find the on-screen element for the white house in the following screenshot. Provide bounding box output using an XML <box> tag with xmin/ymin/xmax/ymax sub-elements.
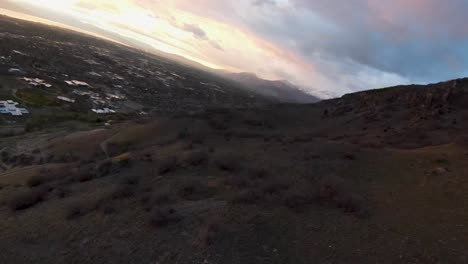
<box><xmin>0</xmin><ymin>100</ymin><xmax>29</xmax><ymax>116</ymax></box>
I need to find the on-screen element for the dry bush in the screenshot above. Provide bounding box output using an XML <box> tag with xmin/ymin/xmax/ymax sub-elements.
<box><xmin>246</xmin><ymin>167</ymin><xmax>269</xmax><ymax>179</ymax></box>
<box><xmin>73</xmin><ymin>172</ymin><xmax>96</xmax><ymax>183</ymax></box>
<box><xmin>315</xmin><ymin>175</ymin><xmax>366</xmax><ymax>215</ymax></box>
<box><xmin>283</xmin><ymin>192</ymin><xmax>310</xmax><ymax>209</ymax></box>
<box><xmin>230</xmin><ymin>189</ymin><xmax>261</xmax><ymax>205</ymax></box>
<box><xmin>225</xmin><ymin>174</ymin><xmax>251</xmax><ymax>189</ymax></box>
<box><xmin>149</xmin><ymin>206</ymin><xmax>182</xmax><ymax>227</ymax></box>
<box><xmin>26</xmin><ymin>174</ymin><xmax>53</xmax><ymax>187</ymax></box>
<box><xmin>316</xmin><ymin>175</ymin><xmax>346</xmax><ymax>200</ymax></box>
<box><xmin>194</xmin><ymin>215</ymin><xmax>224</xmax><ymax>247</ymax></box>
<box><xmin>94</xmin><ymin>159</ymin><xmax>114</xmax><ymax>177</ymax></box>
<box><xmin>140</xmin><ymin>188</ymin><xmax>174</xmax><ymax>211</ymax></box>
<box><xmin>343</xmin><ymin>153</ymin><xmax>357</xmax><ymax>160</ymax></box>
<box><xmin>208</xmin><ymin>118</ymin><xmax>229</xmax><ymax>131</ymax></box>
<box><xmin>182</xmin><ymin>150</ymin><xmax>209</xmax><ymax>167</ymax></box>
<box><xmin>120</xmin><ymin>174</ymin><xmax>140</xmax><ymax>186</ymax></box>
<box><xmin>17</xmin><ymin>154</ymin><xmax>35</xmax><ymax>166</ymax></box>
<box><xmin>54</xmin><ymin>186</ymin><xmax>71</xmax><ymax>199</ymax></box>
<box><xmin>261</xmin><ymin>178</ymin><xmax>290</xmax><ymax>196</ymax></box>
<box><xmin>65</xmin><ymin>198</ymin><xmax>99</xmax><ymax>220</ymax></box>
<box><xmin>214</xmin><ymin>153</ymin><xmax>242</xmax><ymax>172</ymax></box>
<box><xmin>158</xmin><ymin>157</ymin><xmax>179</xmax><ymax>175</ymax></box>
<box><xmin>9</xmin><ymin>187</ymin><xmax>49</xmax><ymax>210</ymax></box>
<box><xmin>225</xmin><ymin>167</ymin><xmax>268</xmax><ymax>189</ymax></box>
<box><xmin>110</xmin><ymin>184</ymin><xmax>136</xmax><ymax>200</ymax></box>
<box><xmin>335</xmin><ymin>194</ymin><xmax>364</xmax><ymax>213</ymax></box>
<box><xmin>1</xmin><ymin>150</ymin><xmax>9</xmax><ymax>162</ymax></box>
<box><xmin>177</xmin><ymin>178</ymin><xmax>211</xmax><ymax>200</ymax></box>
<box><xmin>102</xmin><ymin>205</ymin><xmax>117</xmax><ymax>215</ymax></box>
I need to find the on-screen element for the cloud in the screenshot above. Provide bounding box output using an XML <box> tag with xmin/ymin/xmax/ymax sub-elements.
<box><xmin>252</xmin><ymin>0</ymin><xmax>276</xmax><ymax>7</ymax></box>
<box><xmin>181</xmin><ymin>23</ymin><xmax>207</xmax><ymax>40</ymax></box>
<box><xmin>4</xmin><ymin>0</ymin><xmax>468</xmax><ymax>97</ymax></box>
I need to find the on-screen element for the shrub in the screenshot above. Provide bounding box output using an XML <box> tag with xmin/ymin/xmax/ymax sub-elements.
<box><xmin>230</xmin><ymin>189</ymin><xmax>261</xmax><ymax>205</ymax></box>
<box><xmin>225</xmin><ymin>174</ymin><xmax>250</xmax><ymax>189</ymax></box>
<box><xmin>102</xmin><ymin>205</ymin><xmax>117</xmax><ymax>215</ymax></box>
<box><xmin>110</xmin><ymin>184</ymin><xmax>136</xmax><ymax>200</ymax></box>
<box><xmin>94</xmin><ymin>160</ymin><xmax>114</xmax><ymax>177</ymax></box>
<box><xmin>316</xmin><ymin>175</ymin><xmax>346</xmax><ymax>200</ymax></box>
<box><xmin>315</xmin><ymin>175</ymin><xmax>367</xmax><ymax>215</ymax></box>
<box><xmin>26</xmin><ymin>175</ymin><xmax>51</xmax><ymax>187</ymax></box>
<box><xmin>247</xmin><ymin>167</ymin><xmax>269</xmax><ymax>179</ymax></box>
<box><xmin>177</xmin><ymin>179</ymin><xmax>210</xmax><ymax>200</ymax></box>
<box><xmin>283</xmin><ymin>190</ymin><xmax>310</xmax><ymax>209</ymax></box>
<box><xmin>335</xmin><ymin>194</ymin><xmax>363</xmax><ymax>213</ymax></box>
<box><xmin>149</xmin><ymin>206</ymin><xmax>182</xmax><ymax>227</ymax></box>
<box><xmin>65</xmin><ymin>199</ymin><xmax>97</xmax><ymax>220</ymax></box>
<box><xmin>343</xmin><ymin>153</ymin><xmax>356</xmax><ymax>160</ymax></box>
<box><xmin>9</xmin><ymin>187</ymin><xmax>48</xmax><ymax>210</ymax></box>
<box><xmin>17</xmin><ymin>154</ymin><xmax>35</xmax><ymax>166</ymax></box>
<box><xmin>158</xmin><ymin>157</ymin><xmax>178</xmax><ymax>175</ymax></box>
<box><xmin>1</xmin><ymin>150</ymin><xmax>9</xmax><ymax>162</ymax></box>
<box><xmin>74</xmin><ymin>172</ymin><xmax>95</xmax><ymax>183</ymax></box>
<box><xmin>182</xmin><ymin>150</ymin><xmax>209</xmax><ymax>166</ymax></box>
<box><xmin>140</xmin><ymin>188</ymin><xmax>173</xmax><ymax>211</ymax></box>
<box><xmin>194</xmin><ymin>216</ymin><xmax>223</xmax><ymax>247</ymax></box>
<box><xmin>261</xmin><ymin>179</ymin><xmax>290</xmax><ymax>196</ymax></box>
<box><xmin>120</xmin><ymin>175</ymin><xmax>139</xmax><ymax>186</ymax></box>
<box><xmin>54</xmin><ymin>187</ymin><xmax>70</xmax><ymax>199</ymax></box>
<box><xmin>214</xmin><ymin>153</ymin><xmax>241</xmax><ymax>172</ymax></box>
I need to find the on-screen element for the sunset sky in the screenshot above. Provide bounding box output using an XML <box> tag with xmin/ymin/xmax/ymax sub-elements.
<box><xmin>2</xmin><ymin>0</ymin><xmax>468</xmax><ymax>97</ymax></box>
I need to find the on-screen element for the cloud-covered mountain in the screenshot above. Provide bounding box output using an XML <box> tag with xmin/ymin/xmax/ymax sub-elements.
<box><xmin>220</xmin><ymin>72</ymin><xmax>320</xmax><ymax>103</ymax></box>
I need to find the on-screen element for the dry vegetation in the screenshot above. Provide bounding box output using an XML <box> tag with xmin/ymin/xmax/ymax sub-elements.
<box><xmin>3</xmin><ymin>78</ymin><xmax>468</xmax><ymax>263</ymax></box>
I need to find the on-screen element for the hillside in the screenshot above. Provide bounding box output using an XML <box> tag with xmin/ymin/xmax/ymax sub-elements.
<box><xmin>2</xmin><ymin>76</ymin><xmax>468</xmax><ymax>263</ymax></box>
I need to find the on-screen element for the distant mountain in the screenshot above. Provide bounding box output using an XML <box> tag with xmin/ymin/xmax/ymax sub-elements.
<box><xmin>219</xmin><ymin>72</ymin><xmax>320</xmax><ymax>103</ymax></box>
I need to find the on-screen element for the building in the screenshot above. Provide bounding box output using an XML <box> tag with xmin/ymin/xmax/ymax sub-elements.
<box><xmin>21</xmin><ymin>77</ymin><xmax>52</xmax><ymax>88</ymax></box>
<box><xmin>57</xmin><ymin>96</ymin><xmax>76</xmax><ymax>103</ymax></box>
<box><xmin>65</xmin><ymin>80</ymin><xmax>89</xmax><ymax>87</ymax></box>
<box><xmin>0</xmin><ymin>100</ymin><xmax>29</xmax><ymax>116</ymax></box>
<box><xmin>73</xmin><ymin>89</ymin><xmax>92</xmax><ymax>96</ymax></box>
<box><xmin>92</xmin><ymin>108</ymin><xmax>116</xmax><ymax>114</ymax></box>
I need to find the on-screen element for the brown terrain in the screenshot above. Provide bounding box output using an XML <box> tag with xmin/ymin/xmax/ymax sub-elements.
<box><xmin>2</xmin><ymin>76</ymin><xmax>468</xmax><ymax>263</ymax></box>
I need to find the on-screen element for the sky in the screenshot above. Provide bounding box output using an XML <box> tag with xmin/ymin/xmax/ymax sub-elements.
<box><xmin>2</xmin><ymin>0</ymin><xmax>468</xmax><ymax>98</ymax></box>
